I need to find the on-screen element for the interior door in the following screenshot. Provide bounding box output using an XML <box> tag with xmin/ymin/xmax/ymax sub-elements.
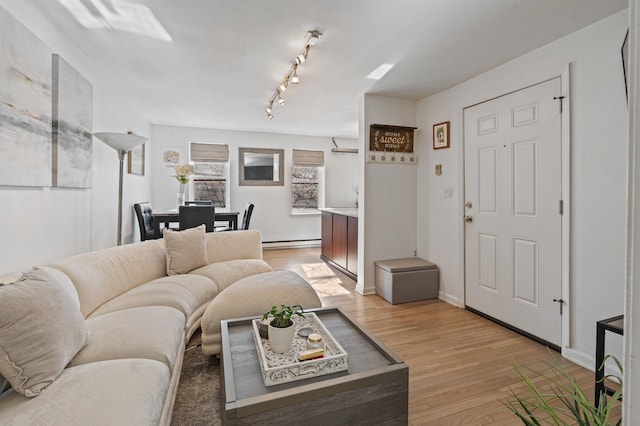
<box><xmin>464</xmin><ymin>77</ymin><xmax>563</xmax><ymax>346</ymax></box>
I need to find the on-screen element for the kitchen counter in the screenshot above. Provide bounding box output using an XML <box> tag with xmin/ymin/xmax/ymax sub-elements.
<box><xmin>318</xmin><ymin>207</ymin><xmax>358</xmax><ymax>218</ymax></box>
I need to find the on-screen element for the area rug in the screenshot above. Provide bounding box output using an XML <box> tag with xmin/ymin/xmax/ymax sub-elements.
<box><xmin>171</xmin><ymin>332</ymin><xmax>222</xmax><ymax>425</ymax></box>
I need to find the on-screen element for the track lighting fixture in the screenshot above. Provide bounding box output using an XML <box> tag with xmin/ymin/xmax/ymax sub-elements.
<box><xmin>265</xmin><ymin>29</ymin><xmax>321</xmax><ymax>119</ymax></box>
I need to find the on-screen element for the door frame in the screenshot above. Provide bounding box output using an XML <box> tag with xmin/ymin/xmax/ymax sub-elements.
<box><xmin>460</xmin><ymin>65</ymin><xmax>571</xmax><ymax>356</ymax></box>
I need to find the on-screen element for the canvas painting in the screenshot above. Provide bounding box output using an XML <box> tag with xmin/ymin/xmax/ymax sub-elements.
<box><xmin>0</xmin><ymin>7</ymin><xmax>52</xmax><ymax>187</ymax></box>
<box><xmin>162</xmin><ymin>147</ymin><xmax>181</xmax><ymax>167</ymax></box>
<box><xmin>128</xmin><ymin>143</ymin><xmax>145</xmax><ymax>176</ymax></box>
<box><xmin>52</xmin><ymin>54</ymin><xmax>93</xmax><ymax>188</ymax></box>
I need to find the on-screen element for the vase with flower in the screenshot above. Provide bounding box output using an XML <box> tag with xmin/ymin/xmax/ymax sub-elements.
<box><xmin>172</xmin><ymin>164</ymin><xmax>194</xmax><ymax>207</ymax></box>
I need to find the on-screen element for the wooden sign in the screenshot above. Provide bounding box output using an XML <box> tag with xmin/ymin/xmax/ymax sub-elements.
<box><xmin>369</xmin><ymin>124</ymin><xmax>416</xmax><ymax>153</ymax></box>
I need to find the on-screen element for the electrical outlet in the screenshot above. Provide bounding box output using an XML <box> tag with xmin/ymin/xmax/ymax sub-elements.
<box><xmin>444</xmin><ymin>187</ymin><xmax>453</xmax><ymax>198</ymax></box>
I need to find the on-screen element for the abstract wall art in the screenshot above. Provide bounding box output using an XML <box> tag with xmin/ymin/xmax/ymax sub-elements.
<box><xmin>52</xmin><ymin>54</ymin><xmax>93</xmax><ymax>188</ymax></box>
<box><xmin>0</xmin><ymin>6</ymin><xmax>52</xmax><ymax>187</ymax></box>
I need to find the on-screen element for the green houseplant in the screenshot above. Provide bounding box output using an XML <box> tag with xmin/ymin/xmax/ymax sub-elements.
<box><xmin>504</xmin><ymin>353</ymin><xmax>622</xmax><ymax>425</ymax></box>
<box><xmin>262</xmin><ymin>304</ymin><xmax>305</xmax><ymax>353</ymax></box>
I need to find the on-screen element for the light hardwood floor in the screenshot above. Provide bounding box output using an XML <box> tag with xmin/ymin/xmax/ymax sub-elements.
<box><xmin>262</xmin><ymin>247</ymin><xmax>620</xmax><ymax>425</ymax></box>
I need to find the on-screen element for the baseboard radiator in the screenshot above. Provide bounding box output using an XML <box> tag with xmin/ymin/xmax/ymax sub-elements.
<box><xmin>262</xmin><ymin>239</ymin><xmax>321</xmax><ymax>250</ymax></box>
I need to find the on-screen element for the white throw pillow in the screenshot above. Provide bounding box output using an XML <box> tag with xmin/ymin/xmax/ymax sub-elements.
<box><xmin>0</xmin><ymin>269</ymin><xmax>90</xmax><ymax>397</ymax></box>
<box><xmin>164</xmin><ymin>224</ymin><xmax>208</xmax><ymax>275</ymax></box>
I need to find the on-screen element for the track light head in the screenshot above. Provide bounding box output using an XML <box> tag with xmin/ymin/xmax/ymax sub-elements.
<box><xmin>291</xmin><ymin>66</ymin><xmax>299</xmax><ymax>84</ymax></box>
<box><xmin>279</xmin><ymin>78</ymin><xmax>288</xmax><ymax>92</ymax></box>
<box><xmin>277</xmin><ymin>93</ymin><xmax>285</xmax><ymax>105</ymax></box>
<box><xmin>265</xmin><ymin>104</ymin><xmax>272</xmax><ymax>115</ymax></box>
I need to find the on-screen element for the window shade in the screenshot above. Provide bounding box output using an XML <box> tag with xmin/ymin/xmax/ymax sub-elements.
<box><xmin>190</xmin><ymin>143</ymin><xmax>229</xmax><ymax>162</ymax></box>
<box><xmin>292</xmin><ymin>149</ymin><xmax>324</xmax><ymax>166</ymax></box>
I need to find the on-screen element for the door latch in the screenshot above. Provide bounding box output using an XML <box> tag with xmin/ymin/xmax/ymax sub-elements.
<box><xmin>464</xmin><ymin>215</ymin><xmax>473</xmax><ymax>223</ymax></box>
<box><xmin>553</xmin><ymin>298</ymin><xmax>565</xmax><ymax>315</ymax></box>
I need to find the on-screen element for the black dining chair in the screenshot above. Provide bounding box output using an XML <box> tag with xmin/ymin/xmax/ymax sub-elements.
<box><xmin>216</xmin><ymin>203</ymin><xmax>254</xmax><ymax>232</ymax></box>
<box><xmin>179</xmin><ymin>205</ymin><xmax>215</xmax><ymax>232</ymax></box>
<box><xmin>133</xmin><ymin>202</ymin><xmax>161</xmax><ymax>241</ymax></box>
<box><xmin>185</xmin><ymin>200</ymin><xmax>213</xmax><ymax>206</ymax></box>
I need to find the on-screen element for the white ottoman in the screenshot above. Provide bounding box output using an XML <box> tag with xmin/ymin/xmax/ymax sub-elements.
<box><xmin>200</xmin><ymin>270</ymin><xmax>322</xmax><ymax>356</ymax></box>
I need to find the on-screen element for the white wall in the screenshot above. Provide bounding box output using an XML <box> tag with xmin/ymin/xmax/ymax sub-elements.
<box><xmin>358</xmin><ymin>95</ymin><xmax>418</xmax><ymax>294</ymax></box>
<box><xmin>0</xmin><ymin>3</ymin><xmax>151</xmax><ymax>276</ymax></box>
<box><xmin>149</xmin><ymin>125</ymin><xmax>359</xmax><ymax>243</ymax></box>
<box><xmin>416</xmin><ymin>10</ymin><xmax>628</xmax><ymax>367</ymax></box>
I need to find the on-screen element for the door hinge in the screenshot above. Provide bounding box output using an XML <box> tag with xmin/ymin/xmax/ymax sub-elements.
<box><xmin>553</xmin><ymin>96</ymin><xmax>565</xmax><ymax>114</ymax></box>
<box><xmin>559</xmin><ymin>200</ymin><xmax>564</xmax><ymax>215</ymax></box>
<box><xmin>553</xmin><ymin>298</ymin><xmax>565</xmax><ymax>315</ymax></box>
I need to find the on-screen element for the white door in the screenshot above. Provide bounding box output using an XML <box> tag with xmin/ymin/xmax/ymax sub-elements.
<box><xmin>464</xmin><ymin>77</ymin><xmax>563</xmax><ymax>347</ymax></box>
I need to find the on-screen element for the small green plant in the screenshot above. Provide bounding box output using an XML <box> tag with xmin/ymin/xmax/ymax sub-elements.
<box><xmin>504</xmin><ymin>352</ymin><xmax>622</xmax><ymax>425</ymax></box>
<box><xmin>262</xmin><ymin>304</ymin><xmax>305</xmax><ymax>328</ymax></box>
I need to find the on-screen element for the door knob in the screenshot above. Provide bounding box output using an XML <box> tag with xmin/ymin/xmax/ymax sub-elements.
<box><xmin>465</xmin><ymin>201</ymin><xmax>473</xmax><ymax>208</ymax></box>
<box><xmin>464</xmin><ymin>215</ymin><xmax>473</xmax><ymax>223</ymax></box>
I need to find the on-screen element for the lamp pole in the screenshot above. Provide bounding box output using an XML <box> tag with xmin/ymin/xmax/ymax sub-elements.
<box><xmin>94</xmin><ymin>132</ymin><xmax>148</xmax><ymax>246</ymax></box>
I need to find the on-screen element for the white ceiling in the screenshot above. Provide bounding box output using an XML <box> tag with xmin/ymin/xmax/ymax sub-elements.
<box><xmin>28</xmin><ymin>0</ymin><xmax>628</xmax><ymax>138</ymax></box>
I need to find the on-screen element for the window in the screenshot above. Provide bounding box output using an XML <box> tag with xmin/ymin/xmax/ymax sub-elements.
<box><xmin>189</xmin><ymin>143</ymin><xmax>229</xmax><ymax>209</ymax></box>
<box><xmin>291</xmin><ymin>149</ymin><xmax>324</xmax><ymax>214</ymax></box>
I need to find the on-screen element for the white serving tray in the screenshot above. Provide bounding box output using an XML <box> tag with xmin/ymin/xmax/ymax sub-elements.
<box><xmin>251</xmin><ymin>312</ymin><xmax>348</xmax><ymax>386</ymax></box>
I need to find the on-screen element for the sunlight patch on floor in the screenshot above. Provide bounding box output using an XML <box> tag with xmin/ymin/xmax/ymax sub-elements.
<box><xmin>298</xmin><ymin>262</ymin><xmax>351</xmax><ymax>297</ymax></box>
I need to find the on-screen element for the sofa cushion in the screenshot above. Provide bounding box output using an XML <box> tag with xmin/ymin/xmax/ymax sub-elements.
<box><xmin>0</xmin><ymin>269</ymin><xmax>90</xmax><ymax>397</ymax></box>
<box><xmin>50</xmin><ymin>239</ymin><xmax>167</xmax><ymax>317</ymax></box>
<box><xmin>32</xmin><ymin>266</ymin><xmax>80</xmax><ymax>308</ymax></box>
<box><xmin>88</xmin><ymin>274</ymin><xmax>219</xmax><ymax>335</ymax></box>
<box><xmin>0</xmin><ymin>359</ymin><xmax>170</xmax><ymax>425</ymax></box>
<box><xmin>69</xmin><ymin>306</ymin><xmax>185</xmax><ymax>373</ymax></box>
<box><xmin>204</xmin><ymin>229</ymin><xmax>264</xmax><ymax>263</ymax></box>
<box><xmin>190</xmin><ymin>259</ymin><xmax>273</xmax><ymax>292</ymax></box>
<box><xmin>164</xmin><ymin>225</ymin><xmax>208</xmax><ymax>275</ymax></box>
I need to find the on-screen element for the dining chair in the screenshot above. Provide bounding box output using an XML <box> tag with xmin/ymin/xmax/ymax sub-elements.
<box><xmin>179</xmin><ymin>205</ymin><xmax>215</xmax><ymax>232</ymax></box>
<box><xmin>216</xmin><ymin>203</ymin><xmax>254</xmax><ymax>232</ymax></box>
<box><xmin>184</xmin><ymin>200</ymin><xmax>213</xmax><ymax>206</ymax></box>
<box><xmin>133</xmin><ymin>202</ymin><xmax>161</xmax><ymax>241</ymax></box>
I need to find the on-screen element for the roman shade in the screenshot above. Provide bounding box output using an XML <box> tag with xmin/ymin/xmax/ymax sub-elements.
<box><xmin>190</xmin><ymin>143</ymin><xmax>229</xmax><ymax>162</ymax></box>
<box><xmin>292</xmin><ymin>149</ymin><xmax>324</xmax><ymax>166</ymax></box>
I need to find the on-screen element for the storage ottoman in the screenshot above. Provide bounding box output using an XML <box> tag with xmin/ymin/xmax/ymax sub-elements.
<box><xmin>375</xmin><ymin>257</ymin><xmax>439</xmax><ymax>304</ymax></box>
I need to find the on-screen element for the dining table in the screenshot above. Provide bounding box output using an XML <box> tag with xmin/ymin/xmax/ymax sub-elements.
<box><xmin>152</xmin><ymin>209</ymin><xmax>240</xmax><ymax>234</ymax></box>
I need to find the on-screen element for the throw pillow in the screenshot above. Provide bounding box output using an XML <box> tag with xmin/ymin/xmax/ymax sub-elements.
<box><xmin>164</xmin><ymin>224</ymin><xmax>208</xmax><ymax>275</ymax></box>
<box><xmin>0</xmin><ymin>269</ymin><xmax>90</xmax><ymax>397</ymax></box>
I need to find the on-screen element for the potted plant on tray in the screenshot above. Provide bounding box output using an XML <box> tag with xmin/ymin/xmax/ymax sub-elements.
<box><xmin>263</xmin><ymin>304</ymin><xmax>305</xmax><ymax>353</ymax></box>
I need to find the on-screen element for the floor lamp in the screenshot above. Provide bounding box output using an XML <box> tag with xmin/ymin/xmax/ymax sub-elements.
<box><xmin>94</xmin><ymin>131</ymin><xmax>148</xmax><ymax>246</ymax></box>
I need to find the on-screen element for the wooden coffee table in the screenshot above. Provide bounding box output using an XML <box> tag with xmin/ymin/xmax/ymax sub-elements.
<box><xmin>220</xmin><ymin>307</ymin><xmax>408</xmax><ymax>425</ymax></box>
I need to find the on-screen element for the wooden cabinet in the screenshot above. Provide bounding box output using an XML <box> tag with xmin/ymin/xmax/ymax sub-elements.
<box><xmin>321</xmin><ymin>210</ymin><xmax>358</xmax><ymax>280</ymax></box>
<box><xmin>321</xmin><ymin>212</ymin><xmax>333</xmax><ymax>259</ymax></box>
<box><xmin>347</xmin><ymin>216</ymin><xmax>358</xmax><ymax>275</ymax></box>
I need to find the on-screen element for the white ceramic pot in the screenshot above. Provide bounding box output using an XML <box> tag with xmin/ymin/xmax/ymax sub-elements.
<box><xmin>268</xmin><ymin>322</ymin><xmax>295</xmax><ymax>353</ymax></box>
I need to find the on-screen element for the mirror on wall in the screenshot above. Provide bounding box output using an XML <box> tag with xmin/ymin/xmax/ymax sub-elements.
<box><xmin>239</xmin><ymin>148</ymin><xmax>285</xmax><ymax>186</ymax></box>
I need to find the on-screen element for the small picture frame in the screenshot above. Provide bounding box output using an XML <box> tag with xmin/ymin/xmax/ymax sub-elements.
<box><xmin>433</xmin><ymin>121</ymin><xmax>450</xmax><ymax>150</ymax></box>
<box><xmin>128</xmin><ymin>143</ymin><xmax>145</xmax><ymax>176</ymax></box>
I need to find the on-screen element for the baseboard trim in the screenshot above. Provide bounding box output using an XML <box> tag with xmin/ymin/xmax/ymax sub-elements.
<box><xmin>563</xmin><ymin>348</ymin><xmax>594</xmax><ymax>372</ymax></box>
<box><xmin>262</xmin><ymin>239</ymin><xmax>321</xmax><ymax>250</ymax></box>
<box><xmin>438</xmin><ymin>291</ymin><xmax>463</xmax><ymax>308</ymax></box>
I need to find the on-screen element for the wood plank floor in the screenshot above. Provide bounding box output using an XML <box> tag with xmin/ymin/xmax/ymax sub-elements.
<box><xmin>262</xmin><ymin>247</ymin><xmax>620</xmax><ymax>425</ymax></box>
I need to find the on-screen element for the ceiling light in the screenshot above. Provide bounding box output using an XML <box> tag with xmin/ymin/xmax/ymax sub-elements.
<box><xmin>279</xmin><ymin>78</ymin><xmax>288</xmax><ymax>92</ymax></box>
<box><xmin>264</xmin><ymin>29</ymin><xmax>322</xmax><ymax>119</ymax></box>
<box><xmin>366</xmin><ymin>63</ymin><xmax>395</xmax><ymax>80</ymax></box>
<box><xmin>296</xmin><ymin>46</ymin><xmax>309</xmax><ymax>65</ymax></box>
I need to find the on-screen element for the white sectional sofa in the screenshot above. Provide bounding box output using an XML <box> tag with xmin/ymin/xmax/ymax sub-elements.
<box><xmin>0</xmin><ymin>228</ymin><xmax>272</xmax><ymax>426</ymax></box>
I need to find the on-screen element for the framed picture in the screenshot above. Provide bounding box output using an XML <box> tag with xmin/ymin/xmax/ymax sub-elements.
<box><xmin>128</xmin><ymin>143</ymin><xmax>145</xmax><ymax>175</ymax></box>
<box><xmin>433</xmin><ymin>121</ymin><xmax>450</xmax><ymax>149</ymax></box>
